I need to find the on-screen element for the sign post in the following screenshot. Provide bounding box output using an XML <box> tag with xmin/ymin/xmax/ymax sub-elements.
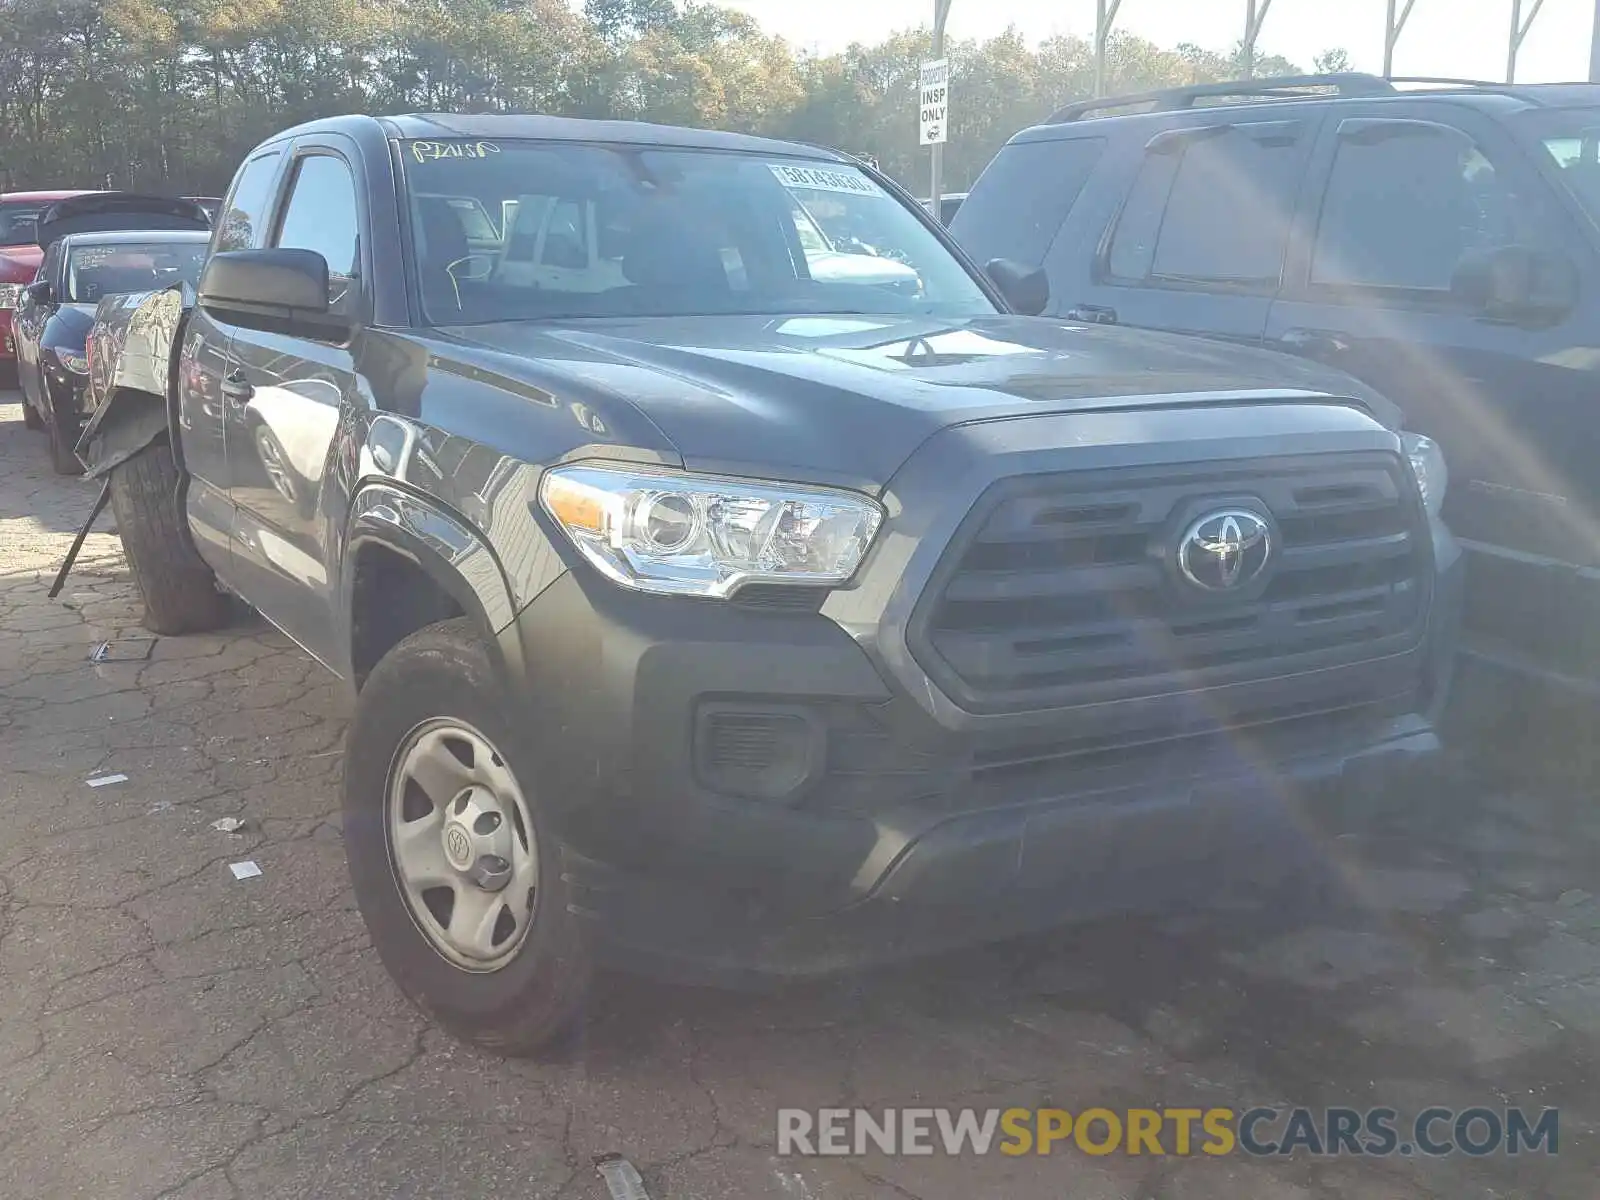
<box><xmin>920</xmin><ymin>58</ymin><xmax>950</xmax><ymax>218</ymax></box>
<box><xmin>925</xmin><ymin>0</ymin><xmax>954</xmax><ymax>221</ymax></box>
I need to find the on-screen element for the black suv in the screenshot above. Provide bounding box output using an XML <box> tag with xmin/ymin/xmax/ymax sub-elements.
<box><xmin>953</xmin><ymin>73</ymin><xmax>1600</xmax><ymax>689</ymax></box>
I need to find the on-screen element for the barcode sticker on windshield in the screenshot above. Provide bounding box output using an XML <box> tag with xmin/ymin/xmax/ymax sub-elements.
<box><xmin>768</xmin><ymin>163</ymin><xmax>879</xmax><ymax>196</ymax></box>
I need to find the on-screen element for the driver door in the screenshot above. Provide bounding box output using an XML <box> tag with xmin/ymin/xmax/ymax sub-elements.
<box><xmin>225</xmin><ymin>138</ymin><xmax>366</xmax><ymax>668</ymax></box>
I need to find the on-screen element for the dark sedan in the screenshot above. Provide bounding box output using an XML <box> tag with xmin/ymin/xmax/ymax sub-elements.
<box><xmin>17</xmin><ymin>224</ymin><xmax>209</xmax><ymax>473</ymax></box>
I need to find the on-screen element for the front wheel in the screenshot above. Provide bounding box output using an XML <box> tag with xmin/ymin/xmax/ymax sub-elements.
<box><xmin>21</xmin><ymin>397</ymin><xmax>43</xmax><ymax>430</ymax></box>
<box><xmin>343</xmin><ymin>618</ymin><xmax>592</xmax><ymax>1056</ymax></box>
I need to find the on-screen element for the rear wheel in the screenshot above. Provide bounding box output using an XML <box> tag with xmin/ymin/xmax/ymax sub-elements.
<box><xmin>343</xmin><ymin>617</ymin><xmax>592</xmax><ymax>1057</ymax></box>
<box><xmin>108</xmin><ymin>437</ymin><xmax>231</xmax><ymax>634</ymax></box>
<box><xmin>21</xmin><ymin>399</ymin><xmax>43</xmax><ymax>430</ymax></box>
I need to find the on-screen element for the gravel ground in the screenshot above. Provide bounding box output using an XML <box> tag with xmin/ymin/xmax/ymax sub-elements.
<box><xmin>0</xmin><ymin>393</ymin><xmax>1595</xmax><ymax>1199</ymax></box>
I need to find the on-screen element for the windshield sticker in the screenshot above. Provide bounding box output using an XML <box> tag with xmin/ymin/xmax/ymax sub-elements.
<box><xmin>767</xmin><ymin>163</ymin><xmax>879</xmax><ymax>196</ymax></box>
<box><xmin>410</xmin><ymin>140</ymin><xmax>502</xmax><ymax>164</ymax></box>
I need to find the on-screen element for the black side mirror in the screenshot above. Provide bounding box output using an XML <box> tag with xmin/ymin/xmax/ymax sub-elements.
<box><xmin>984</xmin><ymin>258</ymin><xmax>1049</xmax><ymax>316</ymax></box>
<box><xmin>198</xmin><ymin>248</ymin><xmax>347</xmax><ymax>336</ymax></box>
<box><xmin>24</xmin><ymin>280</ymin><xmax>52</xmax><ymax>305</ymax></box>
<box><xmin>1452</xmin><ymin>245</ymin><xmax>1578</xmax><ymax>324</ymax></box>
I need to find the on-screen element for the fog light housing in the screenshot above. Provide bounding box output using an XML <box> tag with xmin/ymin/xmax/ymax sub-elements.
<box><xmin>694</xmin><ymin>703</ymin><xmax>824</xmax><ymax>803</ymax></box>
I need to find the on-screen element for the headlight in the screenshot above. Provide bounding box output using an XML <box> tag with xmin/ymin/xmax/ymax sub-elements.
<box><xmin>539</xmin><ymin>464</ymin><xmax>883</xmax><ymax>598</ymax></box>
<box><xmin>0</xmin><ymin>283</ymin><xmax>21</xmax><ymax>309</ymax></box>
<box><xmin>53</xmin><ymin>347</ymin><xmax>88</xmax><ymax>375</ymax></box>
<box><xmin>1402</xmin><ymin>432</ymin><xmax>1448</xmax><ymax>518</ymax></box>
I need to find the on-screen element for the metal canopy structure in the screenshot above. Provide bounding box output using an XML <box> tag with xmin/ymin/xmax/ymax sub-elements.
<box><xmin>929</xmin><ymin>0</ymin><xmax>1593</xmax><ymax>193</ymax></box>
<box><xmin>1592</xmin><ymin>0</ymin><xmax>1600</xmax><ymax>82</ymax></box>
<box><xmin>1507</xmin><ymin>0</ymin><xmax>1550</xmax><ymax>82</ymax></box>
<box><xmin>1093</xmin><ymin>0</ymin><xmax>1125</xmax><ymax>97</ymax></box>
<box><xmin>1384</xmin><ymin>0</ymin><xmax>1419</xmax><ymax>76</ymax></box>
<box><xmin>1241</xmin><ymin>0</ymin><xmax>1276</xmax><ymax>78</ymax></box>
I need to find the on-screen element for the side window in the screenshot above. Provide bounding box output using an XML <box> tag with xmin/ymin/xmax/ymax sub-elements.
<box><xmin>273</xmin><ymin>153</ymin><xmax>361</xmax><ymax>312</ymax></box>
<box><xmin>1107</xmin><ymin>125</ymin><xmax>1303</xmax><ymax>289</ymax></box>
<box><xmin>215</xmin><ymin>151</ymin><xmax>283</xmax><ymax>253</ymax></box>
<box><xmin>1312</xmin><ymin>122</ymin><xmax>1529</xmax><ymax>292</ymax></box>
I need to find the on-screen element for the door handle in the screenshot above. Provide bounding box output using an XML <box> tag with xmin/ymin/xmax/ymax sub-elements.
<box><xmin>220</xmin><ymin>370</ymin><xmax>253</xmax><ymax>403</ymax></box>
<box><xmin>1279</xmin><ymin>327</ymin><xmax>1351</xmax><ymax>357</ymax></box>
<box><xmin>1065</xmin><ymin>304</ymin><xmax>1118</xmax><ymax>325</ymax></box>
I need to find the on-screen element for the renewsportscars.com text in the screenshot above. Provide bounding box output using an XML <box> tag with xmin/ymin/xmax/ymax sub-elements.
<box><xmin>776</xmin><ymin>1106</ymin><xmax>1559</xmax><ymax>1158</ymax></box>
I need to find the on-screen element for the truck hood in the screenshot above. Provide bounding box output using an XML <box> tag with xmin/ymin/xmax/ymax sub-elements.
<box><xmin>435</xmin><ymin>313</ymin><xmax>1402</xmax><ymax>491</ymax></box>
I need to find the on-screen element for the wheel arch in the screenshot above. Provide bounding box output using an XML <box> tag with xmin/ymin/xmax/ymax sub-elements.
<box><xmin>341</xmin><ymin>483</ymin><xmax>529</xmax><ymax>696</ymax></box>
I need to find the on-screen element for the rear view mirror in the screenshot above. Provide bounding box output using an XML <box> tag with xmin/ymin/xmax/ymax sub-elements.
<box><xmin>985</xmin><ymin>258</ymin><xmax>1050</xmax><ymax>316</ymax></box>
<box><xmin>24</xmin><ymin>280</ymin><xmax>51</xmax><ymax>305</ymax></box>
<box><xmin>1452</xmin><ymin>245</ymin><xmax>1578</xmax><ymax>324</ymax></box>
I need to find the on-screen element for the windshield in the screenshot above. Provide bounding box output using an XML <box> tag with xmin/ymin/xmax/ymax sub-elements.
<box><xmin>65</xmin><ymin>241</ymin><xmax>208</xmax><ymax>303</ymax></box>
<box><xmin>400</xmin><ymin>140</ymin><xmax>996</xmax><ymax>324</ymax></box>
<box><xmin>1520</xmin><ymin>108</ymin><xmax>1600</xmax><ymax>227</ymax></box>
<box><xmin>0</xmin><ymin>203</ymin><xmax>43</xmax><ymax>248</ymax></box>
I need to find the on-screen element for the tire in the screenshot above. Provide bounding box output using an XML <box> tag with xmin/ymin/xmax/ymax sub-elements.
<box><xmin>46</xmin><ymin>400</ymin><xmax>83</xmax><ymax>476</ymax></box>
<box><xmin>343</xmin><ymin>617</ymin><xmax>593</xmax><ymax>1057</ymax></box>
<box><xmin>22</xmin><ymin>399</ymin><xmax>43</xmax><ymax>430</ymax></box>
<box><xmin>108</xmin><ymin>438</ymin><xmax>231</xmax><ymax>634</ymax></box>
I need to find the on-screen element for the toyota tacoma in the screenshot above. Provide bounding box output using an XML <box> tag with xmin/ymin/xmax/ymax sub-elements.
<box><xmin>79</xmin><ymin>114</ymin><xmax>1461</xmax><ymax>1055</ymax></box>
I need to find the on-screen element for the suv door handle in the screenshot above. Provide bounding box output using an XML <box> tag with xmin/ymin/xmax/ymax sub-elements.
<box><xmin>1066</xmin><ymin>304</ymin><xmax>1118</xmax><ymax>325</ymax></box>
<box><xmin>1279</xmin><ymin>327</ymin><xmax>1351</xmax><ymax>357</ymax></box>
<box><xmin>220</xmin><ymin>370</ymin><xmax>253</xmax><ymax>402</ymax></box>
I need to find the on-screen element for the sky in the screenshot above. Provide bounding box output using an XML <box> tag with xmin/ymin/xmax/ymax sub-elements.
<box><xmin>715</xmin><ymin>0</ymin><xmax>1599</xmax><ymax>84</ymax></box>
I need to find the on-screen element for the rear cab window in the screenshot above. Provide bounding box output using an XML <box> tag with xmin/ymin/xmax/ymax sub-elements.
<box><xmin>950</xmin><ymin>136</ymin><xmax>1106</xmax><ymax>266</ymax></box>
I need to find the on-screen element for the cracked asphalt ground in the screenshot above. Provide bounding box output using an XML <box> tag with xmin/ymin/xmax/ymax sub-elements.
<box><xmin>2</xmin><ymin>394</ymin><xmax>1599</xmax><ymax>1200</ymax></box>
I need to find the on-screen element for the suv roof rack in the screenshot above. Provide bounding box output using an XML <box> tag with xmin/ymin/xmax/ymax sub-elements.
<box><xmin>1045</xmin><ymin>72</ymin><xmax>1578</xmax><ymax>126</ymax></box>
<box><xmin>1047</xmin><ymin>73</ymin><xmax>1396</xmax><ymax>124</ymax></box>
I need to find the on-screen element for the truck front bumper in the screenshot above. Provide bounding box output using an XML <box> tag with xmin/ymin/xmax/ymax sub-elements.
<box><xmin>503</xmin><ymin>535</ymin><xmax>1462</xmax><ymax>982</ymax></box>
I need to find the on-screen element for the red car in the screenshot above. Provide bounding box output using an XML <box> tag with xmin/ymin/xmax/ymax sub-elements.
<box><xmin>0</xmin><ymin>190</ymin><xmax>97</xmax><ymax>371</ymax></box>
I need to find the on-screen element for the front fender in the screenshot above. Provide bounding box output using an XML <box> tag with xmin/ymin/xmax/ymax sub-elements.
<box><xmin>78</xmin><ymin>388</ymin><xmax>167</xmax><ymax>479</ymax></box>
<box><xmin>79</xmin><ymin>286</ymin><xmax>187</xmax><ymax>477</ymax></box>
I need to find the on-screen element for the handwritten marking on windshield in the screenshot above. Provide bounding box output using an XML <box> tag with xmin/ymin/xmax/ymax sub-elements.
<box><xmin>410</xmin><ymin>140</ymin><xmax>502</xmax><ymax>164</ymax></box>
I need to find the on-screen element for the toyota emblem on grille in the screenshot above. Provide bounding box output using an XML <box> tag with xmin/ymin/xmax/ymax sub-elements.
<box><xmin>1178</xmin><ymin>508</ymin><xmax>1272</xmax><ymax>592</ymax></box>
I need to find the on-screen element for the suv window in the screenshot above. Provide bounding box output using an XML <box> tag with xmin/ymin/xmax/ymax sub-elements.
<box><xmin>274</xmin><ymin>153</ymin><xmax>360</xmax><ymax>311</ymax></box>
<box><xmin>215</xmin><ymin>152</ymin><xmax>282</xmax><ymax>253</ymax></box>
<box><xmin>1108</xmin><ymin>125</ymin><xmax>1301</xmax><ymax>288</ymax></box>
<box><xmin>1312</xmin><ymin>123</ymin><xmax>1526</xmax><ymax>291</ymax></box>
<box><xmin>950</xmin><ymin>137</ymin><xmax>1106</xmax><ymax>266</ymax></box>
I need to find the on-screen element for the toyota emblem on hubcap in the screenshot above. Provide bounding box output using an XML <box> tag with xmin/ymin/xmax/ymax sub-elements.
<box><xmin>444</xmin><ymin>823</ymin><xmax>473</xmax><ymax>869</ymax></box>
<box><xmin>1178</xmin><ymin>508</ymin><xmax>1272</xmax><ymax>592</ymax></box>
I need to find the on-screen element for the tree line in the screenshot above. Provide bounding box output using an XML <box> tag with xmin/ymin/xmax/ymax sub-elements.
<box><xmin>0</xmin><ymin>0</ymin><xmax>1340</xmax><ymax>197</ymax></box>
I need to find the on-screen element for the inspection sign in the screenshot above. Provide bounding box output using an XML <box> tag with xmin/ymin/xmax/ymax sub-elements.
<box><xmin>919</xmin><ymin>59</ymin><xmax>949</xmax><ymax>145</ymax></box>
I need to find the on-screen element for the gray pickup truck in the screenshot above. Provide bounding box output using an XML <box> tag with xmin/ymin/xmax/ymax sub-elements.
<box><xmin>79</xmin><ymin>113</ymin><xmax>1461</xmax><ymax>1056</ymax></box>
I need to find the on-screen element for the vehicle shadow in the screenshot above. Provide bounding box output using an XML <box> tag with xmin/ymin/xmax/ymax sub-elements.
<box><xmin>0</xmin><ymin>393</ymin><xmax>107</xmax><ymax>537</ymax></box>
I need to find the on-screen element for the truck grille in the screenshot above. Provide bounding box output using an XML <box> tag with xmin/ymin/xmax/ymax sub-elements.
<box><xmin>909</xmin><ymin>453</ymin><xmax>1430</xmax><ymax>713</ymax></box>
